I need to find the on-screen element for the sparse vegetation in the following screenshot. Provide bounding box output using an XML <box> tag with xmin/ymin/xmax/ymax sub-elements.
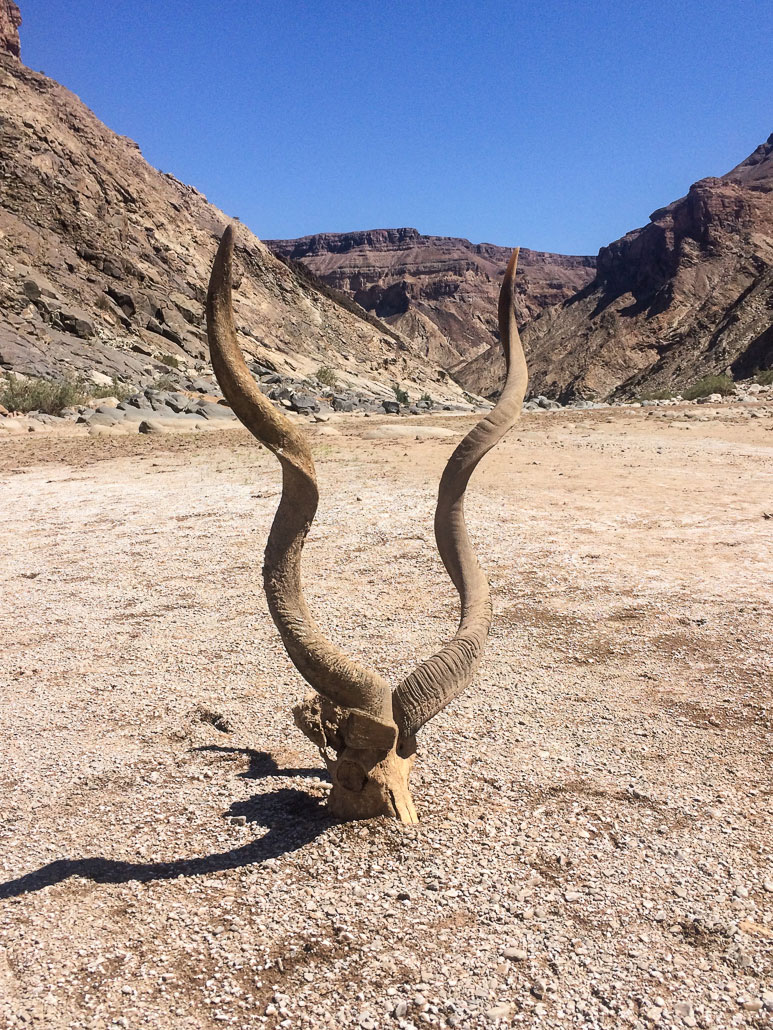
<box><xmin>316</xmin><ymin>365</ymin><xmax>338</xmax><ymax>388</ymax></box>
<box><xmin>393</xmin><ymin>384</ymin><xmax>409</xmax><ymax>405</ymax></box>
<box><xmin>638</xmin><ymin>388</ymin><xmax>675</xmax><ymax>401</ymax></box>
<box><xmin>159</xmin><ymin>353</ymin><xmax>180</xmax><ymax>369</ymax></box>
<box><xmin>0</xmin><ymin>373</ymin><xmax>133</xmax><ymax>414</ymax></box>
<box><xmin>0</xmin><ymin>374</ymin><xmax>85</xmax><ymax>414</ymax></box>
<box><xmin>682</xmin><ymin>375</ymin><xmax>735</xmax><ymax>400</ymax></box>
<box><xmin>152</xmin><ymin>374</ymin><xmax>177</xmax><ymax>392</ymax></box>
<box><xmin>420</xmin><ymin>392</ymin><xmax>434</xmax><ymax>407</ymax></box>
<box><xmin>755</xmin><ymin>369</ymin><xmax>773</xmax><ymax>386</ymax></box>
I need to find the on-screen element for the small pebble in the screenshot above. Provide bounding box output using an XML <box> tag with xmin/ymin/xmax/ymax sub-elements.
<box><xmin>503</xmin><ymin>948</ymin><xmax>527</xmax><ymax>961</ymax></box>
<box><xmin>742</xmin><ymin>999</ymin><xmax>763</xmax><ymax>1013</ymax></box>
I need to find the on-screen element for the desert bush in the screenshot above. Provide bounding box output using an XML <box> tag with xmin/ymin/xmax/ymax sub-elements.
<box><xmin>317</xmin><ymin>365</ymin><xmax>338</xmax><ymax>388</ymax></box>
<box><xmin>683</xmin><ymin>375</ymin><xmax>735</xmax><ymax>400</ymax></box>
<box><xmin>0</xmin><ymin>374</ymin><xmax>88</xmax><ymax>414</ymax></box>
<box><xmin>159</xmin><ymin>353</ymin><xmax>180</xmax><ymax>368</ymax></box>
<box><xmin>420</xmin><ymin>392</ymin><xmax>434</xmax><ymax>407</ymax></box>
<box><xmin>393</xmin><ymin>384</ymin><xmax>409</xmax><ymax>405</ymax></box>
<box><xmin>152</xmin><ymin>374</ymin><xmax>177</xmax><ymax>392</ymax></box>
<box><xmin>755</xmin><ymin>369</ymin><xmax>773</xmax><ymax>386</ymax></box>
<box><xmin>638</xmin><ymin>388</ymin><xmax>675</xmax><ymax>401</ymax></box>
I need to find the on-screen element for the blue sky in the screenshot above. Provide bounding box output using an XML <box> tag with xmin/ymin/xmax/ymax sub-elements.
<box><xmin>20</xmin><ymin>0</ymin><xmax>772</xmax><ymax>256</ymax></box>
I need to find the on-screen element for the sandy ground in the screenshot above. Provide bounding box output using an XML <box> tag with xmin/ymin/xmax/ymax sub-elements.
<box><xmin>0</xmin><ymin>405</ymin><xmax>771</xmax><ymax>1029</ymax></box>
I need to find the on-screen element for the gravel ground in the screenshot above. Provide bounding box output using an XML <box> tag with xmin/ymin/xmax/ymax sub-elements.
<box><xmin>0</xmin><ymin>404</ymin><xmax>772</xmax><ymax>1029</ymax></box>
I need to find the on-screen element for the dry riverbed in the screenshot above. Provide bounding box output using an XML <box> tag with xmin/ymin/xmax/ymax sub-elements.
<box><xmin>1</xmin><ymin>404</ymin><xmax>772</xmax><ymax>1029</ymax></box>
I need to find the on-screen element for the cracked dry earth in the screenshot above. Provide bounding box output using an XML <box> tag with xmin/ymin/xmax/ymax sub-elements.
<box><xmin>0</xmin><ymin>404</ymin><xmax>772</xmax><ymax>1030</ymax></box>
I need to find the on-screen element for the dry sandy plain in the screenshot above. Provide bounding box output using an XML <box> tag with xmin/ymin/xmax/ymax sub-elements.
<box><xmin>0</xmin><ymin>403</ymin><xmax>771</xmax><ymax>1030</ymax></box>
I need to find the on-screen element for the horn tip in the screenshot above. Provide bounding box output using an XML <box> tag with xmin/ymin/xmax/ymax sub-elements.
<box><xmin>221</xmin><ymin>223</ymin><xmax>236</xmax><ymax>252</ymax></box>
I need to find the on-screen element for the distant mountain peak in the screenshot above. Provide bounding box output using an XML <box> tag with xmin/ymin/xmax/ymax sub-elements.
<box><xmin>723</xmin><ymin>132</ymin><xmax>773</xmax><ymax>189</ymax></box>
<box><xmin>267</xmin><ymin>229</ymin><xmax>595</xmax><ymax>370</ymax></box>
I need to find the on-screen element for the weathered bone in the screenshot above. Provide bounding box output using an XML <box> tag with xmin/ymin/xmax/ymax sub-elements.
<box><xmin>393</xmin><ymin>249</ymin><xmax>527</xmax><ymax>743</ymax></box>
<box><xmin>206</xmin><ymin>227</ymin><xmax>526</xmax><ymax>822</ymax></box>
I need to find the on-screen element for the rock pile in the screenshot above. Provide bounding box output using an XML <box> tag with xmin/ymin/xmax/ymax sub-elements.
<box><xmin>0</xmin><ymin>360</ymin><xmax>485</xmax><ymax>436</ymax></box>
<box><xmin>4</xmin><ymin>370</ymin><xmax>770</xmax><ymax>438</ymax></box>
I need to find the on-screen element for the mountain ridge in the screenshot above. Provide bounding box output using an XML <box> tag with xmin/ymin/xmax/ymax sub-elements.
<box><xmin>454</xmin><ymin>134</ymin><xmax>773</xmax><ymax>399</ymax></box>
<box><xmin>267</xmin><ymin>228</ymin><xmax>596</xmax><ymax>369</ymax></box>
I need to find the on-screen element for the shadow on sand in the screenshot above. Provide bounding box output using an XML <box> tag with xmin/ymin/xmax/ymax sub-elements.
<box><xmin>0</xmin><ymin>749</ymin><xmax>332</xmax><ymax>900</ymax></box>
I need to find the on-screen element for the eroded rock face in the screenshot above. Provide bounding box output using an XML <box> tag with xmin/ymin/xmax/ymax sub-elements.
<box><xmin>455</xmin><ymin>135</ymin><xmax>773</xmax><ymax>400</ymax></box>
<box><xmin>0</xmin><ymin>1</ymin><xmax>21</xmax><ymax>59</ymax></box>
<box><xmin>267</xmin><ymin>228</ymin><xmax>595</xmax><ymax>368</ymax></box>
<box><xmin>0</xmin><ymin>46</ymin><xmax>472</xmax><ymax>406</ymax></box>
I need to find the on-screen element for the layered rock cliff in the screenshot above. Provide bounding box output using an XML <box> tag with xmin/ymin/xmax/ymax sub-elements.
<box><xmin>267</xmin><ymin>229</ymin><xmax>595</xmax><ymax>368</ymax></box>
<box><xmin>0</xmin><ymin>37</ymin><xmax>471</xmax><ymax>405</ymax></box>
<box><xmin>0</xmin><ymin>0</ymin><xmax>21</xmax><ymax>59</ymax></box>
<box><xmin>455</xmin><ymin>135</ymin><xmax>773</xmax><ymax>400</ymax></box>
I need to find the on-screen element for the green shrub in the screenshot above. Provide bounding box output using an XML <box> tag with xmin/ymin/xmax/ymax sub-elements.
<box><xmin>0</xmin><ymin>374</ymin><xmax>88</xmax><ymax>414</ymax></box>
<box><xmin>317</xmin><ymin>365</ymin><xmax>338</xmax><ymax>388</ymax></box>
<box><xmin>159</xmin><ymin>353</ymin><xmax>180</xmax><ymax>368</ymax></box>
<box><xmin>638</xmin><ymin>388</ymin><xmax>675</xmax><ymax>401</ymax></box>
<box><xmin>393</xmin><ymin>384</ymin><xmax>409</xmax><ymax>405</ymax></box>
<box><xmin>755</xmin><ymin>369</ymin><xmax>773</xmax><ymax>386</ymax></box>
<box><xmin>420</xmin><ymin>392</ymin><xmax>434</xmax><ymax>407</ymax></box>
<box><xmin>682</xmin><ymin>375</ymin><xmax>735</xmax><ymax>401</ymax></box>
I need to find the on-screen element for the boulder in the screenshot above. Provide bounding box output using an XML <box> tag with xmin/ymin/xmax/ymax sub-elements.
<box><xmin>165</xmin><ymin>392</ymin><xmax>191</xmax><ymax>413</ymax></box>
<box><xmin>197</xmin><ymin>401</ymin><xmax>236</xmax><ymax>420</ymax></box>
<box><xmin>59</xmin><ymin>310</ymin><xmax>95</xmax><ymax>340</ymax></box>
<box><xmin>22</xmin><ymin>277</ymin><xmax>58</xmax><ymax>303</ymax></box>
<box><xmin>87</xmin><ymin>370</ymin><xmax>115</xmax><ymax>387</ymax></box>
<box><xmin>289</xmin><ymin>391</ymin><xmax>319</xmax><ymax>414</ymax></box>
<box><xmin>191</xmin><ymin>377</ymin><xmax>217</xmax><ymax>394</ymax></box>
<box><xmin>86</xmin><ymin>412</ymin><xmax>120</xmax><ymax>427</ymax></box>
<box><xmin>125</xmin><ymin>395</ymin><xmax>152</xmax><ymax>410</ymax></box>
<box><xmin>138</xmin><ymin>419</ymin><xmax>166</xmax><ymax>434</ymax></box>
<box><xmin>536</xmin><ymin>395</ymin><xmax>561</xmax><ymax>410</ymax></box>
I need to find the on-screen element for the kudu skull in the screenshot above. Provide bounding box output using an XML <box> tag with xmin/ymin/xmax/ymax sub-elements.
<box><xmin>206</xmin><ymin>226</ymin><xmax>527</xmax><ymax>823</ymax></box>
